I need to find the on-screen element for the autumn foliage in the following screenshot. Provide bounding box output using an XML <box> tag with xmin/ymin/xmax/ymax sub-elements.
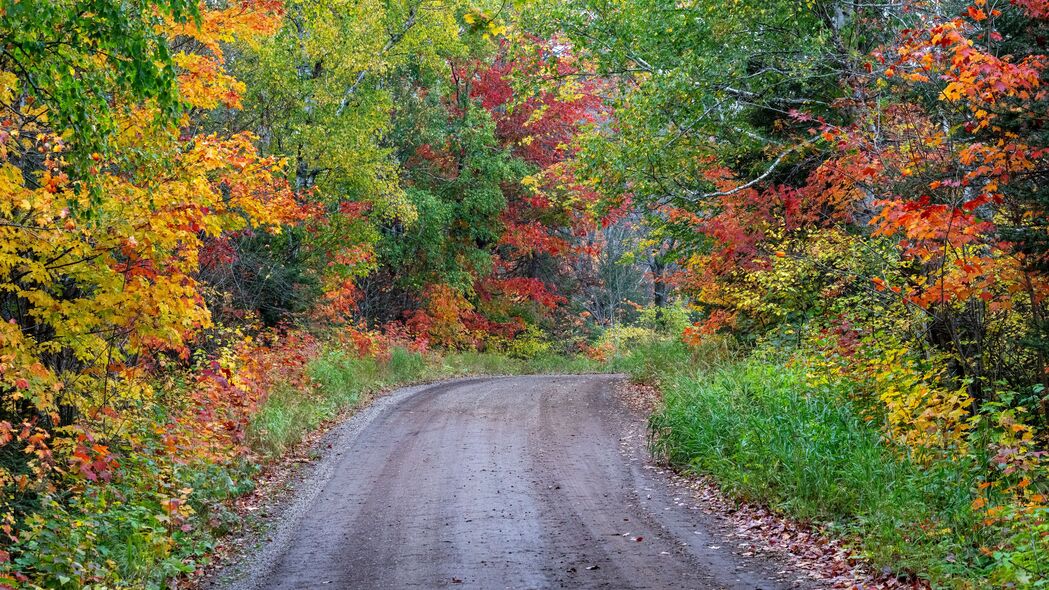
<box><xmin>0</xmin><ymin>1</ymin><xmax>617</xmax><ymax>586</ymax></box>
<box><xmin>6</xmin><ymin>0</ymin><xmax>1049</xmax><ymax>586</ymax></box>
<box><xmin>531</xmin><ymin>0</ymin><xmax>1049</xmax><ymax>584</ymax></box>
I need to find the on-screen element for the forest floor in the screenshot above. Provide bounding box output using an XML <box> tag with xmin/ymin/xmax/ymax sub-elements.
<box><xmin>203</xmin><ymin>374</ymin><xmax>819</xmax><ymax>590</ymax></box>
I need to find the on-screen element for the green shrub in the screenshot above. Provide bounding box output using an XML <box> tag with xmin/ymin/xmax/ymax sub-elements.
<box><xmin>14</xmin><ymin>494</ymin><xmax>190</xmax><ymax>588</ymax></box>
<box><xmin>607</xmin><ymin>337</ymin><xmax>689</xmax><ymax>384</ymax></box>
<box><xmin>638</xmin><ymin>302</ymin><xmax>693</xmax><ymax>335</ymax></box>
<box><xmin>8</xmin><ymin>440</ymin><xmax>250</xmax><ymax>590</ymax></box>
<box><xmin>988</xmin><ymin>505</ymin><xmax>1049</xmax><ymax>587</ymax></box>
<box><xmin>504</xmin><ymin>324</ymin><xmax>553</xmax><ymax>359</ymax></box>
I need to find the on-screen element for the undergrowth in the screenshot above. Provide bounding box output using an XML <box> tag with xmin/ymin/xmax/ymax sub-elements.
<box><xmin>632</xmin><ymin>340</ymin><xmax>1045</xmax><ymax>588</ymax></box>
<box><xmin>248</xmin><ymin>351</ymin><xmax>382</xmax><ymax>457</ymax></box>
<box><xmin>1</xmin><ymin>340</ymin><xmax>601</xmax><ymax>590</ymax></box>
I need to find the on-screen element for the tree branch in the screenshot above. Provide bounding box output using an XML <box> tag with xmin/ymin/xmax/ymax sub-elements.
<box><xmin>336</xmin><ymin>3</ymin><xmax>420</xmax><ymax>115</ymax></box>
<box><xmin>685</xmin><ymin>138</ymin><xmax>815</xmax><ymax>201</ymax></box>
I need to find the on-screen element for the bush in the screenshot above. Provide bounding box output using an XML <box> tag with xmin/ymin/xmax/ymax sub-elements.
<box><xmin>387</xmin><ymin>346</ymin><xmax>427</xmax><ymax>381</ymax></box>
<box><xmin>638</xmin><ymin>302</ymin><xmax>693</xmax><ymax>335</ymax></box>
<box><xmin>5</xmin><ymin>430</ymin><xmax>252</xmax><ymax>589</ymax></box>
<box><xmin>597</xmin><ymin>324</ymin><xmax>661</xmax><ymax>352</ymax></box>
<box><xmin>503</xmin><ymin>324</ymin><xmax>553</xmax><ymax>359</ymax></box>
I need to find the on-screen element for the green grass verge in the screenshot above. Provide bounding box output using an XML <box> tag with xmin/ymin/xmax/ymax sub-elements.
<box><xmin>643</xmin><ymin>349</ymin><xmax>995</xmax><ymax>587</ymax></box>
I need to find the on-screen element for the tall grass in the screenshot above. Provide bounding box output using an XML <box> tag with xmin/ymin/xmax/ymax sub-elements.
<box><xmin>648</xmin><ymin>358</ymin><xmax>993</xmax><ymax>585</ymax></box>
<box><xmin>608</xmin><ymin>335</ymin><xmax>737</xmax><ymax>385</ymax></box>
<box><xmin>248</xmin><ymin>350</ymin><xmax>402</xmax><ymax>457</ymax></box>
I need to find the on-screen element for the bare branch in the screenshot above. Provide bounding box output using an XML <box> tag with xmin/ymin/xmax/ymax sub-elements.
<box><xmin>685</xmin><ymin>138</ymin><xmax>815</xmax><ymax>201</ymax></box>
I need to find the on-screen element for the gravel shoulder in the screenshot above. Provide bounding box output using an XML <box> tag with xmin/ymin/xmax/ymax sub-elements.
<box><xmin>208</xmin><ymin>375</ymin><xmax>811</xmax><ymax>590</ymax></box>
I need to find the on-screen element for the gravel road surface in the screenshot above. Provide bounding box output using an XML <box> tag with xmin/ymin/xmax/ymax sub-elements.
<box><xmin>214</xmin><ymin>375</ymin><xmax>800</xmax><ymax>590</ymax></box>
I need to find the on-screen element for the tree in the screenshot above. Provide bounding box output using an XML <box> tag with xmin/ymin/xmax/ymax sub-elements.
<box><xmin>0</xmin><ymin>0</ymin><xmax>294</xmax><ymax>551</ymax></box>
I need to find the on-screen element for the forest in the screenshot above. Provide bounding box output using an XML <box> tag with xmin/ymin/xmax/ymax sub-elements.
<box><xmin>1</xmin><ymin>0</ymin><xmax>1048</xmax><ymax>587</ymax></box>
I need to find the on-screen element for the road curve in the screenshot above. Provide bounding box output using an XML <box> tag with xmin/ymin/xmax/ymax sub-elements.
<box><xmin>216</xmin><ymin>375</ymin><xmax>798</xmax><ymax>590</ymax></box>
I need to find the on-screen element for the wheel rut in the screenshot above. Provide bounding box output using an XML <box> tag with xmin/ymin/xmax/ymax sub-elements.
<box><xmin>214</xmin><ymin>375</ymin><xmax>805</xmax><ymax>590</ymax></box>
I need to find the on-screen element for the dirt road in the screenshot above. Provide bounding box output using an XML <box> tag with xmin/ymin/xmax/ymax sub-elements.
<box><xmin>216</xmin><ymin>375</ymin><xmax>801</xmax><ymax>590</ymax></box>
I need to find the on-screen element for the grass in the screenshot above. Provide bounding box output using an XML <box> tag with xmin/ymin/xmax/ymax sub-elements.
<box><xmin>248</xmin><ymin>351</ymin><xmax>381</xmax><ymax>457</ymax></box>
<box><xmin>646</xmin><ymin>354</ymin><xmax>993</xmax><ymax>586</ymax></box>
<box><xmin>606</xmin><ymin>336</ymin><xmax>736</xmax><ymax>385</ymax></box>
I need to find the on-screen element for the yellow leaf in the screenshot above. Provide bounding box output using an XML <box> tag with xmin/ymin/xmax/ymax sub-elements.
<box><xmin>941</xmin><ymin>82</ymin><xmax>964</xmax><ymax>102</ymax></box>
